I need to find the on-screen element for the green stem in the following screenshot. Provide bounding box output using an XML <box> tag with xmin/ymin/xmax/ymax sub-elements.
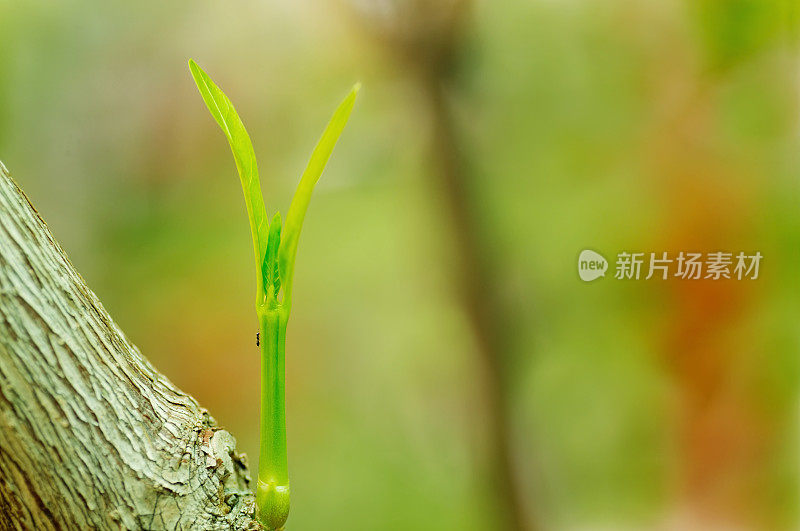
<box><xmin>256</xmin><ymin>303</ymin><xmax>290</xmax><ymax>529</ymax></box>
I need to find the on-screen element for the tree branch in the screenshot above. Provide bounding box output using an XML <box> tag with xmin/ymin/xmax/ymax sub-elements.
<box><xmin>0</xmin><ymin>161</ymin><xmax>261</xmax><ymax>530</ymax></box>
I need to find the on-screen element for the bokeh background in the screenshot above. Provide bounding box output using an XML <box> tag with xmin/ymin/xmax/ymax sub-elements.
<box><xmin>1</xmin><ymin>0</ymin><xmax>799</xmax><ymax>529</ymax></box>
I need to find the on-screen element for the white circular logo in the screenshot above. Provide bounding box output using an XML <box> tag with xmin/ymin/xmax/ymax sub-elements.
<box><xmin>578</xmin><ymin>249</ymin><xmax>608</xmax><ymax>282</ymax></box>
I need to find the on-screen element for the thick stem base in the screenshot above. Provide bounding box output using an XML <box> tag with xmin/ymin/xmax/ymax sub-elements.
<box><xmin>256</xmin><ymin>480</ymin><xmax>290</xmax><ymax>530</ymax></box>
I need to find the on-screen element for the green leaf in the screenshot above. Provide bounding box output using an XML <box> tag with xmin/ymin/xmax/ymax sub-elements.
<box><xmin>278</xmin><ymin>83</ymin><xmax>359</xmax><ymax>308</ymax></box>
<box><xmin>188</xmin><ymin>59</ymin><xmax>270</xmax><ymax>297</ymax></box>
<box><xmin>263</xmin><ymin>212</ymin><xmax>282</xmax><ymax>299</ymax></box>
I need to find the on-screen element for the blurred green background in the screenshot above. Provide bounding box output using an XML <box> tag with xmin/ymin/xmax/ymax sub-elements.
<box><xmin>1</xmin><ymin>0</ymin><xmax>798</xmax><ymax>529</ymax></box>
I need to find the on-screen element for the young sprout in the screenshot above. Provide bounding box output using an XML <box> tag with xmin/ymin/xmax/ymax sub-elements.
<box><xmin>189</xmin><ymin>59</ymin><xmax>358</xmax><ymax>530</ymax></box>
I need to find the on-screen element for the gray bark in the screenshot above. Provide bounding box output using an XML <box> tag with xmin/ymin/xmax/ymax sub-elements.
<box><xmin>0</xmin><ymin>161</ymin><xmax>261</xmax><ymax>530</ymax></box>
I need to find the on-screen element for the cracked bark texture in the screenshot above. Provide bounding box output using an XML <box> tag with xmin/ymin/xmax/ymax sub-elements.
<box><xmin>0</xmin><ymin>161</ymin><xmax>261</xmax><ymax>530</ymax></box>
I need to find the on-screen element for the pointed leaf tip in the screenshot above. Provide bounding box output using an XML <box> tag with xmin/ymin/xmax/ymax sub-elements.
<box><xmin>188</xmin><ymin>60</ymin><xmax>270</xmax><ymax>300</ymax></box>
<box><xmin>277</xmin><ymin>85</ymin><xmax>358</xmax><ymax>309</ymax></box>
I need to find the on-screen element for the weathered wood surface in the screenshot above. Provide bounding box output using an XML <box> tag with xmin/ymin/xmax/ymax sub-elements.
<box><xmin>0</xmin><ymin>161</ymin><xmax>260</xmax><ymax>530</ymax></box>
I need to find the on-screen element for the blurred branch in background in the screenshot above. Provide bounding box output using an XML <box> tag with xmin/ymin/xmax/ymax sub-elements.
<box><xmin>341</xmin><ymin>1</ymin><xmax>534</xmax><ymax>529</ymax></box>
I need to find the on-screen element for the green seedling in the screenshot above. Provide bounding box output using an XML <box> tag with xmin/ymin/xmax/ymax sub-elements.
<box><xmin>189</xmin><ymin>59</ymin><xmax>358</xmax><ymax>530</ymax></box>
